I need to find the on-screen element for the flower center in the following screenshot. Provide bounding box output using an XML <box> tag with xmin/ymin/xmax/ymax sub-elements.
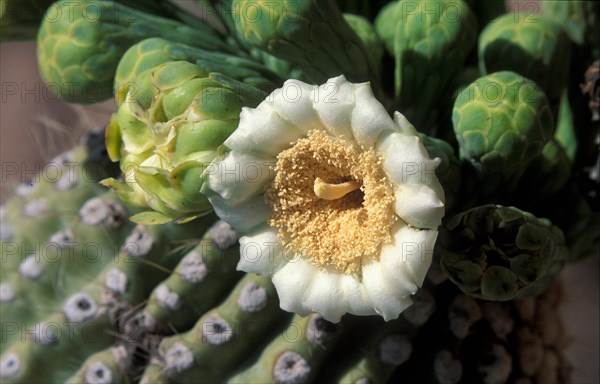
<box><xmin>266</xmin><ymin>130</ymin><xmax>396</xmax><ymax>274</ymax></box>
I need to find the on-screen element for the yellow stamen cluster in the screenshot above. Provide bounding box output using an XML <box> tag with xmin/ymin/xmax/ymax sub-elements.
<box><xmin>266</xmin><ymin>130</ymin><xmax>396</xmax><ymax>274</ymax></box>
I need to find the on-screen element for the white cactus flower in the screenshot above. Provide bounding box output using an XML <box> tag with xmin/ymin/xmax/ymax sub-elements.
<box><xmin>203</xmin><ymin>75</ymin><xmax>444</xmax><ymax>322</ymax></box>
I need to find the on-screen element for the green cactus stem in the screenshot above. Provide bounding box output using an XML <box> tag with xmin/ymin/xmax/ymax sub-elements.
<box><xmin>230</xmin><ymin>0</ymin><xmax>380</xmax><ymax>87</ymax></box>
<box><xmin>375</xmin><ymin>0</ymin><xmax>478</xmax><ymax>130</ymax></box>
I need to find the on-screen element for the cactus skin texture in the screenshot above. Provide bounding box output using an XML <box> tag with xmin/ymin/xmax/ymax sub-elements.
<box><xmin>140</xmin><ymin>274</ymin><xmax>287</xmax><ymax>383</ymax></box>
<box><xmin>0</xmin><ymin>138</ymin><xmax>213</xmax><ymax>383</ymax></box>
<box><xmin>2</xmin><ymin>143</ymin><xmax>405</xmax><ymax>383</ymax></box>
<box><xmin>0</xmin><ymin>140</ymin><xmax>443</xmax><ymax>384</ymax></box>
<box><xmin>439</xmin><ymin>205</ymin><xmax>568</xmax><ymax>301</ymax></box>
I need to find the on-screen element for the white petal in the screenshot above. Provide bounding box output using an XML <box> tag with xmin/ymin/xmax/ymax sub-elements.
<box><xmin>272</xmin><ymin>258</ymin><xmax>317</xmax><ymax>317</ymax></box>
<box><xmin>237</xmin><ymin>226</ymin><xmax>285</xmax><ymax>277</ymax></box>
<box><xmin>378</xmin><ymin>132</ymin><xmax>440</xmax><ymax>186</ymax></box>
<box><xmin>302</xmin><ymin>270</ymin><xmax>347</xmax><ymax>322</ymax></box>
<box><xmin>265</xmin><ymin>79</ymin><xmax>322</xmax><ymax>134</ymax></box>
<box><xmin>393</xmin><ymin>225</ymin><xmax>438</xmax><ymax>287</ymax></box>
<box><xmin>350</xmin><ymin>84</ymin><xmax>396</xmax><ymax>149</ymax></box>
<box><xmin>379</xmin><ymin>220</ymin><xmax>439</xmax><ymax>292</ymax></box>
<box><xmin>339</xmin><ymin>274</ymin><xmax>374</xmax><ymax>316</ymax></box>
<box><xmin>224</xmin><ymin>103</ymin><xmax>303</xmax><ymax>156</ymax></box>
<box><xmin>208</xmin><ymin>194</ymin><xmax>271</xmax><ymax>233</ymax></box>
<box><xmin>379</xmin><ymin>223</ymin><xmax>420</xmax><ymax>295</ymax></box>
<box><xmin>393</xmin><ymin>111</ymin><xmax>419</xmax><ymax>136</ymax></box>
<box><xmin>206</xmin><ymin>151</ymin><xmax>274</xmax><ymax>205</ymax></box>
<box><xmin>312</xmin><ymin>75</ymin><xmax>356</xmax><ymax>140</ymax></box>
<box><xmin>380</xmin><ymin>245</ymin><xmax>419</xmax><ymax>295</ymax></box>
<box><xmin>394</xmin><ymin>183</ymin><xmax>444</xmax><ymax>229</ymax></box>
<box><xmin>362</xmin><ymin>261</ymin><xmax>414</xmax><ymax>321</ymax></box>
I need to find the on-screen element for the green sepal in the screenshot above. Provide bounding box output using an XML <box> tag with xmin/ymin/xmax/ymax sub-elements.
<box><xmin>100</xmin><ymin>177</ymin><xmax>147</xmax><ymax>208</ymax></box>
<box><xmin>169</xmin><ymin>161</ymin><xmax>206</xmax><ymax>198</ymax></box>
<box><xmin>105</xmin><ymin>113</ymin><xmax>123</xmax><ymax>162</ymax></box>
<box><xmin>130</xmin><ymin>211</ymin><xmax>174</xmax><ymax>225</ymax></box>
<box><xmin>134</xmin><ymin>168</ymin><xmax>211</xmax><ymax>214</ymax></box>
<box><xmin>174</xmin><ymin>121</ymin><xmax>237</xmax><ymax>160</ymax></box>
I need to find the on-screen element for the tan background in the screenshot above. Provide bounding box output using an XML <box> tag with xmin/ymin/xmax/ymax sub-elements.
<box><xmin>0</xmin><ymin>41</ymin><xmax>116</xmax><ymax>202</ymax></box>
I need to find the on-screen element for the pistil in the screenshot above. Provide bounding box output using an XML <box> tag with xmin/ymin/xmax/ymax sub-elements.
<box><xmin>313</xmin><ymin>178</ymin><xmax>361</xmax><ymax>200</ymax></box>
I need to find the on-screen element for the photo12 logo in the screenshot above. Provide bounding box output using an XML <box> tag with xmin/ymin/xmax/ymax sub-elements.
<box><xmin>1</xmin><ymin>321</ymin><xmax>106</xmax><ymax>345</ymax></box>
<box><xmin>467</xmin><ymin>78</ymin><xmax>540</xmax><ymax>104</ymax></box>
<box><xmin>1</xmin><ymin>160</ymin><xmax>108</xmax><ymax>186</ymax></box>
<box><xmin>398</xmin><ymin>1</ymin><xmax>466</xmax><ymax>23</ymax></box>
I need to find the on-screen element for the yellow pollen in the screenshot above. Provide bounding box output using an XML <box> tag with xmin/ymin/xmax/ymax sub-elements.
<box><xmin>266</xmin><ymin>130</ymin><xmax>397</xmax><ymax>275</ymax></box>
<box><xmin>314</xmin><ymin>178</ymin><xmax>361</xmax><ymax>200</ymax></box>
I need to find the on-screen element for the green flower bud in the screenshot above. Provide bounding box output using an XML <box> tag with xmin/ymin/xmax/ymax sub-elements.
<box><xmin>102</xmin><ymin>58</ymin><xmax>272</xmax><ymax>224</ymax></box>
<box><xmin>36</xmin><ymin>0</ymin><xmax>230</xmax><ymax>103</ymax></box>
<box><xmin>231</xmin><ymin>0</ymin><xmax>379</xmax><ymax>85</ymax></box>
<box><xmin>452</xmin><ymin>71</ymin><xmax>554</xmax><ymax>194</ymax></box>
<box><xmin>440</xmin><ymin>205</ymin><xmax>569</xmax><ymax>301</ymax></box>
<box><xmin>374</xmin><ymin>0</ymin><xmax>478</xmax><ymax>129</ymax></box>
<box><xmin>478</xmin><ymin>13</ymin><xmax>571</xmax><ymax>113</ymax></box>
<box><xmin>113</xmin><ymin>37</ymin><xmax>280</xmax><ymax>103</ymax></box>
